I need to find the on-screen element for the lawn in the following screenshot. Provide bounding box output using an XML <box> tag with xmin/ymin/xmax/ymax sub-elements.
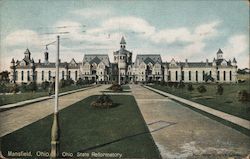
<box><xmin>1</xmin><ymin>95</ymin><xmax>161</xmax><ymax>159</ymax></box>
<box><xmin>0</xmin><ymin>85</ymin><xmax>90</xmax><ymax>106</ymax></box>
<box><xmin>149</xmin><ymin>82</ymin><xmax>250</xmax><ymax>120</ymax></box>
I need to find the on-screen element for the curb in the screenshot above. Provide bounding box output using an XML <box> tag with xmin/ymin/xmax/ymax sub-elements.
<box><xmin>143</xmin><ymin>85</ymin><xmax>250</xmax><ymax>131</ymax></box>
<box><xmin>0</xmin><ymin>85</ymin><xmax>99</xmax><ymax>111</ymax></box>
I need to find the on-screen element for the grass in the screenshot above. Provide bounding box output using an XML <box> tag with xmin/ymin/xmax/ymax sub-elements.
<box><xmin>0</xmin><ymin>85</ymin><xmax>90</xmax><ymax>106</ymax></box>
<box><xmin>1</xmin><ymin>95</ymin><xmax>161</xmax><ymax>159</ymax></box>
<box><xmin>149</xmin><ymin>81</ymin><xmax>250</xmax><ymax>120</ymax></box>
<box><xmin>122</xmin><ymin>85</ymin><xmax>130</xmax><ymax>90</ymax></box>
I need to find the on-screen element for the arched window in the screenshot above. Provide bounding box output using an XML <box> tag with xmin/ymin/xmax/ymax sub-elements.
<box><xmin>27</xmin><ymin>71</ymin><xmax>30</xmax><ymax>81</ymax></box>
<box><xmin>42</xmin><ymin>71</ymin><xmax>44</xmax><ymax>81</ymax></box>
<box><xmin>195</xmin><ymin>71</ymin><xmax>198</xmax><ymax>81</ymax></box>
<box><xmin>189</xmin><ymin>71</ymin><xmax>191</xmax><ymax>81</ymax></box>
<box><xmin>168</xmin><ymin>71</ymin><xmax>171</xmax><ymax>81</ymax></box>
<box><xmin>223</xmin><ymin>71</ymin><xmax>226</xmax><ymax>81</ymax></box>
<box><xmin>217</xmin><ymin>71</ymin><xmax>220</xmax><ymax>81</ymax></box>
<box><xmin>229</xmin><ymin>71</ymin><xmax>232</xmax><ymax>81</ymax></box>
<box><xmin>202</xmin><ymin>71</ymin><xmax>205</xmax><ymax>81</ymax></box>
<box><xmin>68</xmin><ymin>71</ymin><xmax>71</xmax><ymax>79</ymax></box>
<box><xmin>175</xmin><ymin>71</ymin><xmax>178</xmax><ymax>81</ymax></box>
<box><xmin>75</xmin><ymin>71</ymin><xmax>78</xmax><ymax>80</ymax></box>
<box><xmin>34</xmin><ymin>71</ymin><xmax>37</xmax><ymax>81</ymax></box>
<box><xmin>21</xmin><ymin>71</ymin><xmax>24</xmax><ymax>81</ymax></box>
<box><xmin>209</xmin><ymin>71</ymin><xmax>212</xmax><ymax>76</ymax></box>
<box><xmin>48</xmin><ymin>71</ymin><xmax>51</xmax><ymax>81</ymax></box>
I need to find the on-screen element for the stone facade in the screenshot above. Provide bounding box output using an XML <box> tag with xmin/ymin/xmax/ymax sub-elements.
<box><xmin>10</xmin><ymin>37</ymin><xmax>237</xmax><ymax>84</ymax></box>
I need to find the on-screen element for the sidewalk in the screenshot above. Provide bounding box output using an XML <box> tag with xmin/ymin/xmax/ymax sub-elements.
<box><xmin>144</xmin><ymin>85</ymin><xmax>250</xmax><ymax>130</ymax></box>
<box><xmin>130</xmin><ymin>84</ymin><xmax>250</xmax><ymax>158</ymax></box>
<box><xmin>0</xmin><ymin>85</ymin><xmax>110</xmax><ymax>137</ymax></box>
<box><xmin>0</xmin><ymin>85</ymin><xmax>99</xmax><ymax>111</ymax></box>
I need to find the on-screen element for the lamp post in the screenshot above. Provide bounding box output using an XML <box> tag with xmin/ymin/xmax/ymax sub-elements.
<box><xmin>50</xmin><ymin>35</ymin><xmax>60</xmax><ymax>159</ymax></box>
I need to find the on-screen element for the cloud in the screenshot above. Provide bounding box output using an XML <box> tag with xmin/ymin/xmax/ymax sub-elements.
<box><xmin>70</xmin><ymin>8</ymin><xmax>113</xmax><ymax>19</ymax></box>
<box><xmin>5</xmin><ymin>30</ymin><xmax>41</xmax><ymax>47</ymax></box>
<box><xmin>223</xmin><ymin>34</ymin><xmax>249</xmax><ymax>68</ymax></box>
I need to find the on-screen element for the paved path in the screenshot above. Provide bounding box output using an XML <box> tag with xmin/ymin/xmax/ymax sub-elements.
<box><xmin>130</xmin><ymin>84</ymin><xmax>250</xmax><ymax>159</ymax></box>
<box><xmin>0</xmin><ymin>85</ymin><xmax>110</xmax><ymax>137</ymax></box>
<box><xmin>145</xmin><ymin>85</ymin><xmax>250</xmax><ymax>130</ymax></box>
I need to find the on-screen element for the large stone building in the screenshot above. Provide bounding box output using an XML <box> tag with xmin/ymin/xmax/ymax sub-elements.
<box><xmin>10</xmin><ymin>37</ymin><xmax>237</xmax><ymax>84</ymax></box>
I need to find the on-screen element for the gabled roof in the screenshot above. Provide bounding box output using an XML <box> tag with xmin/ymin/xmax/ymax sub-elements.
<box><xmin>83</xmin><ymin>54</ymin><xmax>110</xmax><ymax>66</ymax></box>
<box><xmin>135</xmin><ymin>54</ymin><xmax>162</xmax><ymax>66</ymax></box>
<box><xmin>114</xmin><ymin>48</ymin><xmax>132</xmax><ymax>55</ymax></box>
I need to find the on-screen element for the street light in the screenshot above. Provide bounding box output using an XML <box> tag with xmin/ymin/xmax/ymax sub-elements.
<box><xmin>50</xmin><ymin>35</ymin><xmax>60</xmax><ymax>159</ymax></box>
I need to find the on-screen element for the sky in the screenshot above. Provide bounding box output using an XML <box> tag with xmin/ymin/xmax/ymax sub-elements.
<box><xmin>0</xmin><ymin>0</ymin><xmax>249</xmax><ymax>71</ymax></box>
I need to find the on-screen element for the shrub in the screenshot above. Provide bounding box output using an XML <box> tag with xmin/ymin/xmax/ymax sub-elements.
<box><xmin>9</xmin><ymin>83</ymin><xmax>19</xmax><ymax>93</ymax></box>
<box><xmin>216</xmin><ymin>84</ymin><xmax>224</xmax><ymax>95</ymax></box>
<box><xmin>91</xmin><ymin>94</ymin><xmax>114</xmax><ymax>108</ymax></box>
<box><xmin>19</xmin><ymin>82</ymin><xmax>28</xmax><ymax>92</ymax></box>
<box><xmin>197</xmin><ymin>85</ymin><xmax>207</xmax><ymax>93</ymax></box>
<box><xmin>27</xmin><ymin>82</ymin><xmax>38</xmax><ymax>92</ymax></box>
<box><xmin>187</xmin><ymin>83</ymin><xmax>194</xmax><ymax>91</ymax></box>
<box><xmin>238</xmin><ymin>90</ymin><xmax>250</xmax><ymax>102</ymax></box>
<box><xmin>108</xmin><ymin>83</ymin><xmax>123</xmax><ymax>92</ymax></box>
<box><xmin>41</xmin><ymin>81</ymin><xmax>50</xmax><ymax>90</ymax></box>
<box><xmin>178</xmin><ymin>81</ymin><xmax>185</xmax><ymax>89</ymax></box>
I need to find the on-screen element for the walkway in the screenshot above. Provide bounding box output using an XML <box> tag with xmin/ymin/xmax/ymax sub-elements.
<box><xmin>0</xmin><ymin>85</ymin><xmax>110</xmax><ymax>137</ymax></box>
<box><xmin>130</xmin><ymin>84</ymin><xmax>250</xmax><ymax>159</ymax></box>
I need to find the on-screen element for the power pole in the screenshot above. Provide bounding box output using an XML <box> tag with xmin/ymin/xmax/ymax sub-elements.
<box><xmin>50</xmin><ymin>35</ymin><xmax>60</xmax><ymax>159</ymax></box>
<box><xmin>118</xmin><ymin>51</ymin><xmax>120</xmax><ymax>85</ymax></box>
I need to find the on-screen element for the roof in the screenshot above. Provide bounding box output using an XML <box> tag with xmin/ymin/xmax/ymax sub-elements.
<box><xmin>24</xmin><ymin>48</ymin><xmax>31</xmax><ymax>54</ymax></box>
<box><xmin>135</xmin><ymin>54</ymin><xmax>162</xmax><ymax>66</ymax></box>
<box><xmin>120</xmin><ymin>36</ymin><xmax>126</xmax><ymax>44</ymax></box>
<box><xmin>113</xmin><ymin>48</ymin><xmax>132</xmax><ymax>55</ymax></box>
<box><xmin>217</xmin><ymin>48</ymin><xmax>223</xmax><ymax>54</ymax></box>
<box><xmin>83</xmin><ymin>54</ymin><xmax>110</xmax><ymax>66</ymax></box>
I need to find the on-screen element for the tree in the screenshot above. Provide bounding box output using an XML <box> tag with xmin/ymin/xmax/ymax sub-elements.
<box><xmin>216</xmin><ymin>84</ymin><xmax>223</xmax><ymax>95</ymax></box>
<box><xmin>204</xmin><ymin>73</ymin><xmax>214</xmax><ymax>82</ymax></box>
<box><xmin>0</xmin><ymin>71</ymin><xmax>10</xmax><ymax>82</ymax></box>
<box><xmin>197</xmin><ymin>85</ymin><xmax>207</xmax><ymax>93</ymax></box>
<box><xmin>187</xmin><ymin>83</ymin><xmax>194</xmax><ymax>91</ymax></box>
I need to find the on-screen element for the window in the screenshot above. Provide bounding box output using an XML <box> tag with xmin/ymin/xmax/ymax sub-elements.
<box><xmin>175</xmin><ymin>71</ymin><xmax>178</xmax><ymax>81</ymax></box>
<box><xmin>62</xmin><ymin>71</ymin><xmax>64</xmax><ymax>79</ymax></box>
<box><xmin>229</xmin><ymin>71</ymin><xmax>232</xmax><ymax>81</ymax></box>
<box><xmin>223</xmin><ymin>71</ymin><xmax>226</xmax><ymax>81</ymax></box>
<box><xmin>21</xmin><ymin>71</ymin><xmax>24</xmax><ymax>81</ymax></box>
<box><xmin>168</xmin><ymin>71</ymin><xmax>171</xmax><ymax>81</ymax></box>
<box><xmin>202</xmin><ymin>71</ymin><xmax>205</xmax><ymax>81</ymax></box>
<box><xmin>217</xmin><ymin>71</ymin><xmax>220</xmax><ymax>81</ymax></box>
<box><xmin>27</xmin><ymin>71</ymin><xmax>30</xmax><ymax>81</ymax></box>
<box><xmin>209</xmin><ymin>71</ymin><xmax>212</xmax><ymax>76</ymax></box>
<box><xmin>75</xmin><ymin>71</ymin><xmax>78</xmax><ymax>80</ymax></box>
<box><xmin>195</xmin><ymin>71</ymin><xmax>198</xmax><ymax>81</ymax></box>
<box><xmin>189</xmin><ymin>71</ymin><xmax>191</xmax><ymax>81</ymax></box>
<box><xmin>181</xmin><ymin>71</ymin><xmax>184</xmax><ymax>81</ymax></box>
<box><xmin>42</xmin><ymin>71</ymin><xmax>44</xmax><ymax>81</ymax></box>
<box><xmin>49</xmin><ymin>71</ymin><xmax>51</xmax><ymax>81</ymax></box>
<box><xmin>69</xmin><ymin>71</ymin><xmax>71</xmax><ymax>79</ymax></box>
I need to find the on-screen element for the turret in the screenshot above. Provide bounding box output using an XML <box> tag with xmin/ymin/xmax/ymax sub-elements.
<box><xmin>217</xmin><ymin>48</ymin><xmax>223</xmax><ymax>60</ymax></box>
<box><xmin>212</xmin><ymin>58</ymin><xmax>217</xmax><ymax>66</ymax></box>
<box><xmin>232</xmin><ymin>57</ymin><xmax>237</xmax><ymax>67</ymax></box>
<box><xmin>24</xmin><ymin>48</ymin><xmax>31</xmax><ymax>60</ymax></box>
<box><xmin>120</xmin><ymin>36</ymin><xmax>126</xmax><ymax>49</ymax></box>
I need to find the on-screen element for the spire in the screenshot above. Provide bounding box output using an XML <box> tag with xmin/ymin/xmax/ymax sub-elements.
<box><xmin>217</xmin><ymin>48</ymin><xmax>223</xmax><ymax>54</ymax></box>
<box><xmin>120</xmin><ymin>36</ymin><xmax>126</xmax><ymax>44</ymax></box>
<box><xmin>24</xmin><ymin>48</ymin><xmax>31</xmax><ymax>59</ymax></box>
<box><xmin>11</xmin><ymin>58</ymin><xmax>15</xmax><ymax>63</ymax></box>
